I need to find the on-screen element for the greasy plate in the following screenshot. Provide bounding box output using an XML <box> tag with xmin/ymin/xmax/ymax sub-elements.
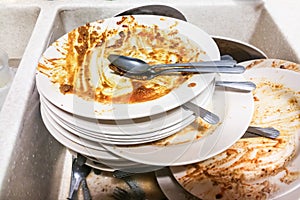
<box><xmin>101</xmin><ymin>73</ymin><xmax>254</xmax><ymax>166</ymax></box>
<box><xmin>171</xmin><ymin>62</ymin><xmax>300</xmax><ymax>200</ymax></box>
<box><xmin>36</xmin><ymin>15</ymin><xmax>219</xmax><ymax>120</ymax></box>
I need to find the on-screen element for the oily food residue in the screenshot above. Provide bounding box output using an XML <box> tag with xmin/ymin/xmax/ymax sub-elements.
<box><xmin>178</xmin><ymin>79</ymin><xmax>300</xmax><ymax>200</ymax></box>
<box><xmin>152</xmin><ymin>117</ymin><xmax>216</xmax><ymax>146</ymax></box>
<box><xmin>37</xmin><ymin>16</ymin><xmax>206</xmax><ymax>104</ymax></box>
<box><xmin>245</xmin><ymin>59</ymin><xmax>300</xmax><ymax>73</ymax></box>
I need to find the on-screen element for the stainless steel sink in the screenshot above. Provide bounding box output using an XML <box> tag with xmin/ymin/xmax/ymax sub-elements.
<box><xmin>0</xmin><ymin>1</ymin><xmax>299</xmax><ymax>200</ymax></box>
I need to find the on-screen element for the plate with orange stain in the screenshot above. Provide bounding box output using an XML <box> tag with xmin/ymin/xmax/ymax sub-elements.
<box><xmin>36</xmin><ymin>15</ymin><xmax>219</xmax><ymax>120</ymax></box>
<box><xmin>101</xmin><ymin>73</ymin><xmax>254</xmax><ymax>166</ymax></box>
<box><xmin>171</xmin><ymin>64</ymin><xmax>300</xmax><ymax>200</ymax></box>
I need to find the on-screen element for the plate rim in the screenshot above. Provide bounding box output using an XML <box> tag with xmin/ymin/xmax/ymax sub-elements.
<box><xmin>43</xmin><ymin>102</ymin><xmax>196</xmax><ymax>145</ymax></box>
<box><xmin>40</xmin><ymin>105</ymin><xmax>126</xmax><ymax>161</ymax></box>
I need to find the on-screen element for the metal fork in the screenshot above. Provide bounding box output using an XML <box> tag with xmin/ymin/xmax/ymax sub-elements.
<box><xmin>113</xmin><ymin>170</ymin><xmax>145</xmax><ymax>200</ymax></box>
<box><xmin>68</xmin><ymin>155</ymin><xmax>92</xmax><ymax>200</ymax></box>
<box><xmin>184</xmin><ymin>102</ymin><xmax>280</xmax><ymax>139</ymax></box>
<box><xmin>112</xmin><ymin>187</ymin><xmax>131</xmax><ymax>200</ymax></box>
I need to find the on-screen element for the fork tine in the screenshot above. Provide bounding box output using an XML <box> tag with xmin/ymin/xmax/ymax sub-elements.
<box><xmin>112</xmin><ymin>187</ymin><xmax>130</xmax><ymax>200</ymax></box>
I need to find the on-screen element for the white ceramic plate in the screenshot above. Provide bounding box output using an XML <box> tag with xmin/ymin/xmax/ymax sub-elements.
<box><xmin>69</xmin><ymin>149</ymin><xmax>151</xmax><ymax>172</ymax></box>
<box><xmin>82</xmin><ymin>154</ymin><xmax>137</xmax><ymax>167</ymax></box>
<box><xmin>57</xmin><ymin>114</ymin><xmax>195</xmax><ymax>142</ymax></box>
<box><xmin>40</xmin><ymin>105</ymin><xmax>125</xmax><ymax>161</ymax></box>
<box><xmin>102</xmin><ymin>73</ymin><xmax>254</xmax><ymax>166</ymax></box>
<box><xmin>244</xmin><ymin>67</ymin><xmax>300</xmax><ymax>199</ymax></box>
<box><xmin>42</xmin><ymin>99</ymin><xmax>194</xmax><ymax>141</ymax></box>
<box><xmin>40</xmin><ymin>78</ymin><xmax>214</xmax><ymax>136</ymax></box>
<box><xmin>85</xmin><ymin>156</ymin><xmax>162</xmax><ymax>173</ymax></box>
<box><xmin>171</xmin><ymin>66</ymin><xmax>300</xmax><ymax>200</ymax></box>
<box><xmin>67</xmin><ymin>149</ymin><xmax>115</xmax><ymax>172</ymax></box>
<box><xmin>40</xmin><ymin>93</ymin><xmax>193</xmax><ymax>136</ymax></box>
<box><xmin>41</xmin><ymin>104</ymin><xmax>108</xmax><ymax>152</ymax></box>
<box><xmin>84</xmin><ymin>158</ymin><xmax>114</xmax><ymax>172</ymax></box>
<box><xmin>44</xmin><ymin>107</ymin><xmax>156</xmax><ymax>169</ymax></box>
<box><xmin>36</xmin><ymin>15</ymin><xmax>219</xmax><ymax>120</ymax></box>
<box><xmin>44</xmin><ymin>101</ymin><xmax>196</xmax><ymax>145</ymax></box>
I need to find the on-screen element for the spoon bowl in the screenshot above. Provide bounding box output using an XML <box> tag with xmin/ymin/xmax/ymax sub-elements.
<box><xmin>108</xmin><ymin>54</ymin><xmax>238</xmax><ymax>75</ymax></box>
<box><xmin>112</xmin><ymin>66</ymin><xmax>246</xmax><ymax>80</ymax></box>
<box><xmin>108</xmin><ymin>54</ymin><xmax>150</xmax><ymax>73</ymax></box>
<box><xmin>108</xmin><ymin>54</ymin><xmax>242</xmax><ymax>80</ymax></box>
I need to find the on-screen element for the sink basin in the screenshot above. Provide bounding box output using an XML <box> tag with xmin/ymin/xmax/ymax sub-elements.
<box><xmin>58</xmin><ymin>4</ymin><xmax>299</xmax><ymax>63</ymax></box>
<box><xmin>0</xmin><ymin>5</ymin><xmax>40</xmax><ymax>67</ymax></box>
<box><xmin>0</xmin><ymin>1</ymin><xmax>299</xmax><ymax>200</ymax></box>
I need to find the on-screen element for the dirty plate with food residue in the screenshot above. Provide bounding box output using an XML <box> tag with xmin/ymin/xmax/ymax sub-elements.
<box><xmin>170</xmin><ymin>65</ymin><xmax>300</xmax><ymax>200</ymax></box>
<box><xmin>101</xmin><ymin>73</ymin><xmax>254</xmax><ymax>166</ymax></box>
<box><xmin>36</xmin><ymin>15</ymin><xmax>219</xmax><ymax>120</ymax></box>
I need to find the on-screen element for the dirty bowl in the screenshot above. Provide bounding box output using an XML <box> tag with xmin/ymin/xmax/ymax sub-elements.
<box><xmin>213</xmin><ymin>36</ymin><xmax>267</xmax><ymax>63</ymax></box>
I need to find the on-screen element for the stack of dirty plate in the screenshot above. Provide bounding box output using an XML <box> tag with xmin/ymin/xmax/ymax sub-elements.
<box><xmin>36</xmin><ymin>15</ymin><xmax>253</xmax><ymax>171</ymax></box>
<box><xmin>38</xmin><ymin>78</ymin><xmax>215</xmax><ymax>171</ymax></box>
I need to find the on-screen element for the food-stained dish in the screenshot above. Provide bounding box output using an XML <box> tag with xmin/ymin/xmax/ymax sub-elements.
<box><xmin>102</xmin><ymin>73</ymin><xmax>254</xmax><ymax>166</ymax></box>
<box><xmin>38</xmin><ymin>16</ymin><xmax>206</xmax><ymax>104</ymax></box>
<box><xmin>171</xmin><ymin>65</ymin><xmax>300</xmax><ymax>200</ymax></box>
<box><xmin>36</xmin><ymin>15</ymin><xmax>219</xmax><ymax>119</ymax></box>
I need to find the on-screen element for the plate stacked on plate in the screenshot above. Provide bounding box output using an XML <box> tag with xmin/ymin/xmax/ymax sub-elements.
<box><xmin>102</xmin><ymin>72</ymin><xmax>254</xmax><ymax>167</ymax></box>
<box><xmin>166</xmin><ymin>60</ymin><xmax>300</xmax><ymax>200</ymax></box>
<box><xmin>36</xmin><ymin>15</ymin><xmax>229</xmax><ymax>171</ymax></box>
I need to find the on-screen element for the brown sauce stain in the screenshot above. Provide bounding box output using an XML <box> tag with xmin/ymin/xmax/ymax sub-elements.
<box><xmin>188</xmin><ymin>82</ymin><xmax>196</xmax><ymax>87</ymax></box>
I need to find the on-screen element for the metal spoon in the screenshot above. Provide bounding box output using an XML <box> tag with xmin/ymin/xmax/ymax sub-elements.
<box><xmin>113</xmin><ymin>66</ymin><xmax>245</xmax><ymax>80</ymax></box>
<box><xmin>215</xmin><ymin>81</ymin><xmax>256</xmax><ymax>92</ymax></box>
<box><xmin>108</xmin><ymin>54</ymin><xmax>238</xmax><ymax>74</ymax></box>
<box><xmin>184</xmin><ymin>101</ymin><xmax>280</xmax><ymax>139</ymax></box>
<box><xmin>108</xmin><ymin>55</ymin><xmax>244</xmax><ymax>80</ymax></box>
<box><xmin>243</xmin><ymin>126</ymin><xmax>280</xmax><ymax>139</ymax></box>
<box><xmin>182</xmin><ymin>101</ymin><xmax>220</xmax><ymax>125</ymax></box>
<box><xmin>113</xmin><ymin>170</ymin><xmax>145</xmax><ymax>200</ymax></box>
<box><xmin>215</xmin><ymin>55</ymin><xmax>256</xmax><ymax>92</ymax></box>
